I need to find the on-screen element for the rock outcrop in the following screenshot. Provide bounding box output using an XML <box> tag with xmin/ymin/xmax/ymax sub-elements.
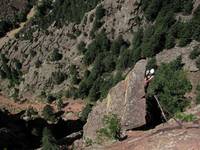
<box><xmin>83</xmin><ymin>59</ymin><xmax>147</xmax><ymax>141</ymax></box>
<box><xmin>85</xmin><ymin>105</ymin><xmax>200</xmax><ymax>150</ymax></box>
<box><xmin>156</xmin><ymin>41</ymin><xmax>200</xmax><ymax>72</ymax></box>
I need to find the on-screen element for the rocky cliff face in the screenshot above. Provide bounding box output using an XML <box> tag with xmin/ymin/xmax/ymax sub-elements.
<box><xmin>83</xmin><ymin>59</ymin><xmax>147</xmax><ymax>141</ymax></box>
<box><xmin>0</xmin><ymin>0</ymin><xmax>143</xmax><ymax>100</ymax></box>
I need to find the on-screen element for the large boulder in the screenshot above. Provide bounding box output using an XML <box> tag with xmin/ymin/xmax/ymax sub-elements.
<box><xmin>83</xmin><ymin>59</ymin><xmax>147</xmax><ymax>141</ymax></box>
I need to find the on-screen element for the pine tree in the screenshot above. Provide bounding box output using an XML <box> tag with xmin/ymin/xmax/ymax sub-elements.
<box><xmin>165</xmin><ymin>32</ymin><xmax>175</xmax><ymax>49</ymax></box>
<box><xmin>42</xmin><ymin>127</ymin><xmax>59</xmax><ymax>150</ymax></box>
<box><xmin>56</xmin><ymin>98</ymin><xmax>64</xmax><ymax>111</ymax></box>
<box><xmin>42</xmin><ymin>105</ymin><xmax>56</xmax><ymax>122</ymax></box>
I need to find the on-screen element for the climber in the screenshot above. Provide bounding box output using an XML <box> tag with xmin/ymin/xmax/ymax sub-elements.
<box><xmin>144</xmin><ymin>68</ymin><xmax>155</xmax><ymax>87</ymax></box>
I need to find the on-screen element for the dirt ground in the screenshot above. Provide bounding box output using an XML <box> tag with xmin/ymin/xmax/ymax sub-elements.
<box><xmin>0</xmin><ymin>94</ymin><xmax>85</xmax><ymax>120</ymax></box>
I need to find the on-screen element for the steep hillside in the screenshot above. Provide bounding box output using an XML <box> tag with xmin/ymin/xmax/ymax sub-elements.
<box><xmin>1</xmin><ymin>0</ymin><xmax>199</xmax><ymax>104</ymax></box>
<box><xmin>0</xmin><ymin>0</ymin><xmax>144</xmax><ymax>102</ymax></box>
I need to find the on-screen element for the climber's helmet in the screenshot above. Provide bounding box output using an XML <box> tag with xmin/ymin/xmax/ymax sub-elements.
<box><xmin>150</xmin><ymin>68</ymin><xmax>155</xmax><ymax>75</ymax></box>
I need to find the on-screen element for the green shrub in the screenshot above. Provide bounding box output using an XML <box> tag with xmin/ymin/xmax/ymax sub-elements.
<box><xmin>84</xmin><ymin>138</ymin><xmax>93</xmax><ymax>146</ymax></box>
<box><xmin>80</xmin><ymin>104</ymin><xmax>92</xmax><ymax>122</ymax></box>
<box><xmin>78</xmin><ymin>77</ymin><xmax>94</xmax><ymax>98</ymax></box>
<box><xmin>56</xmin><ymin>98</ymin><xmax>64</xmax><ymax>111</ymax></box>
<box><xmin>95</xmin><ymin>31</ymin><xmax>110</xmax><ymax>51</ymax></box>
<box><xmin>88</xmin><ymin>77</ymin><xmax>102</xmax><ymax>102</ymax></box>
<box><xmin>141</xmin><ymin>0</ymin><xmax>151</xmax><ymax>11</ymax></box>
<box><xmin>144</xmin><ymin>0</ymin><xmax>163</xmax><ymax>21</ymax></box>
<box><xmin>13</xmin><ymin>59</ymin><xmax>22</xmax><ymax>70</ymax></box>
<box><xmin>155</xmin><ymin>8</ymin><xmax>175</xmax><ymax>33</ymax></box>
<box><xmin>65</xmin><ymin>86</ymin><xmax>79</xmax><ymax>99</ymax></box>
<box><xmin>113</xmin><ymin>71</ymin><xmax>123</xmax><ymax>85</ymax></box>
<box><xmin>97</xmin><ymin>114</ymin><xmax>120</xmax><ymax>141</ymax></box>
<box><xmin>175</xmin><ymin>113</ymin><xmax>197</xmax><ymax>122</ymax></box>
<box><xmin>0</xmin><ymin>69</ymin><xmax>6</xmax><ymax>79</ymax></box>
<box><xmin>36</xmin><ymin>0</ymin><xmax>52</xmax><ymax>17</ymax></box>
<box><xmin>140</xmin><ymin>25</ymin><xmax>155</xmax><ymax>57</ymax></box>
<box><xmin>92</xmin><ymin>53</ymin><xmax>105</xmax><ymax>75</ymax></box>
<box><xmin>83</xmin><ymin>43</ymin><xmax>97</xmax><ymax>65</ymax></box>
<box><xmin>183</xmin><ymin>0</ymin><xmax>193</xmax><ymax>15</ymax></box>
<box><xmin>35</xmin><ymin>60</ymin><xmax>42</xmax><ymax>68</ymax></box>
<box><xmin>49</xmin><ymin>49</ymin><xmax>63</xmax><ymax>61</ymax></box>
<box><xmin>96</xmin><ymin>5</ymin><xmax>105</xmax><ymax>20</ymax></box>
<box><xmin>117</xmin><ymin>49</ymin><xmax>131</xmax><ymax>70</ymax></box>
<box><xmin>51</xmin><ymin>71</ymin><xmax>66</xmax><ymax>85</ymax></box>
<box><xmin>67</xmin><ymin>33</ymin><xmax>76</xmax><ymax>39</ymax></box>
<box><xmin>191</xmin><ymin>6</ymin><xmax>200</xmax><ymax>42</ymax></box>
<box><xmin>147</xmin><ymin>57</ymin><xmax>192</xmax><ymax>115</ymax></box>
<box><xmin>171</xmin><ymin>0</ymin><xmax>193</xmax><ymax>14</ymax></box>
<box><xmin>0</xmin><ymin>54</ymin><xmax>22</xmax><ymax>85</ymax></box>
<box><xmin>46</xmin><ymin>94</ymin><xmax>56</xmax><ymax>103</ymax></box>
<box><xmin>90</xmin><ymin>5</ymin><xmax>105</xmax><ymax>37</ymax></box>
<box><xmin>110</xmin><ymin>35</ymin><xmax>127</xmax><ymax>56</ymax></box>
<box><xmin>0</xmin><ymin>20</ymin><xmax>11</xmax><ymax>37</ymax></box>
<box><xmin>42</xmin><ymin>127</ymin><xmax>59</xmax><ymax>150</ymax></box>
<box><xmin>102</xmin><ymin>54</ymin><xmax>116</xmax><ymax>72</ymax></box>
<box><xmin>25</xmin><ymin>107</ymin><xmax>38</xmax><ymax>118</ymax></box>
<box><xmin>69</xmin><ymin>65</ymin><xmax>80</xmax><ymax>84</ymax></box>
<box><xmin>42</xmin><ymin>105</ymin><xmax>56</xmax><ymax>122</ymax></box>
<box><xmin>132</xmin><ymin>28</ymin><xmax>143</xmax><ymax>49</ymax></box>
<box><xmin>84</xmin><ymin>31</ymin><xmax>110</xmax><ymax>65</ymax></box>
<box><xmin>165</xmin><ymin>32</ymin><xmax>175</xmax><ymax>49</ymax></box>
<box><xmin>11</xmin><ymin>88</ymin><xmax>19</xmax><ymax>102</ymax></box>
<box><xmin>196</xmin><ymin>84</ymin><xmax>200</xmax><ymax>104</ymax></box>
<box><xmin>179</xmin><ymin>38</ymin><xmax>191</xmax><ymax>47</ymax></box>
<box><xmin>77</xmin><ymin>41</ymin><xmax>87</xmax><ymax>53</ymax></box>
<box><xmin>177</xmin><ymin>22</ymin><xmax>193</xmax><ymax>47</ymax></box>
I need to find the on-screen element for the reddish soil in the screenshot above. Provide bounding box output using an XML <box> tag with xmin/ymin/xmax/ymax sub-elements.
<box><xmin>0</xmin><ymin>94</ymin><xmax>85</xmax><ymax>120</ymax></box>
